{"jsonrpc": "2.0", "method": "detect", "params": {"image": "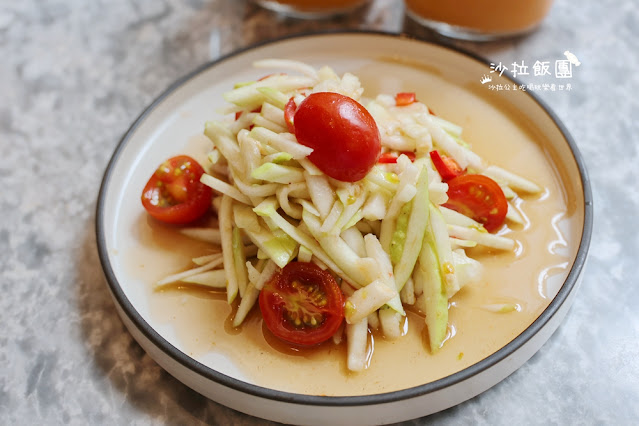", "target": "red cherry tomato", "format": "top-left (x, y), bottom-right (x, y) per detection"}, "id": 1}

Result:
top-left (395, 92), bottom-right (417, 106)
top-left (293, 92), bottom-right (381, 182)
top-left (141, 155), bottom-right (213, 224)
top-left (378, 151), bottom-right (416, 164)
top-left (443, 174), bottom-right (507, 233)
top-left (429, 150), bottom-right (464, 181)
top-left (259, 262), bottom-right (345, 347)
